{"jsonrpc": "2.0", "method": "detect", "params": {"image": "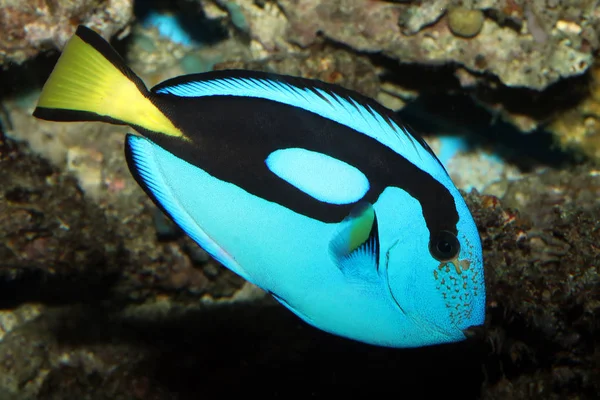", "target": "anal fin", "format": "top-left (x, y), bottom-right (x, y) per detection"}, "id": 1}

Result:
top-left (124, 133), bottom-right (254, 283)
